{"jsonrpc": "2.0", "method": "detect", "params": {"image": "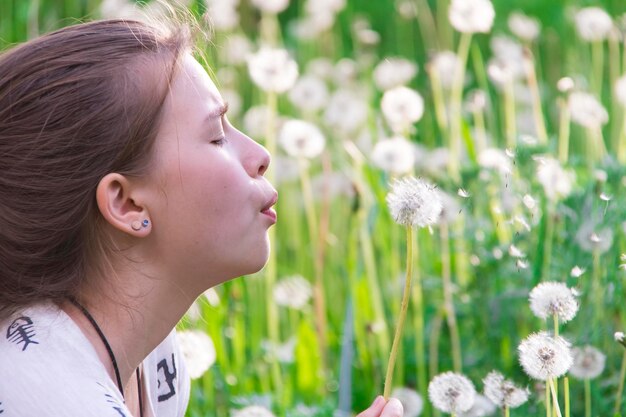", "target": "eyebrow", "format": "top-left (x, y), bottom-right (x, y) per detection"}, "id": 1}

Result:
top-left (207, 102), bottom-right (229, 119)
